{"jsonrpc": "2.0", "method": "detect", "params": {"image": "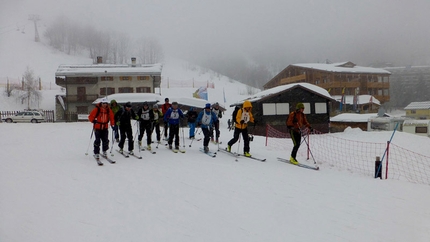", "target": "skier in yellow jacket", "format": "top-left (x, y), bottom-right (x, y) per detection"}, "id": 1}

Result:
top-left (227, 100), bottom-right (254, 157)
